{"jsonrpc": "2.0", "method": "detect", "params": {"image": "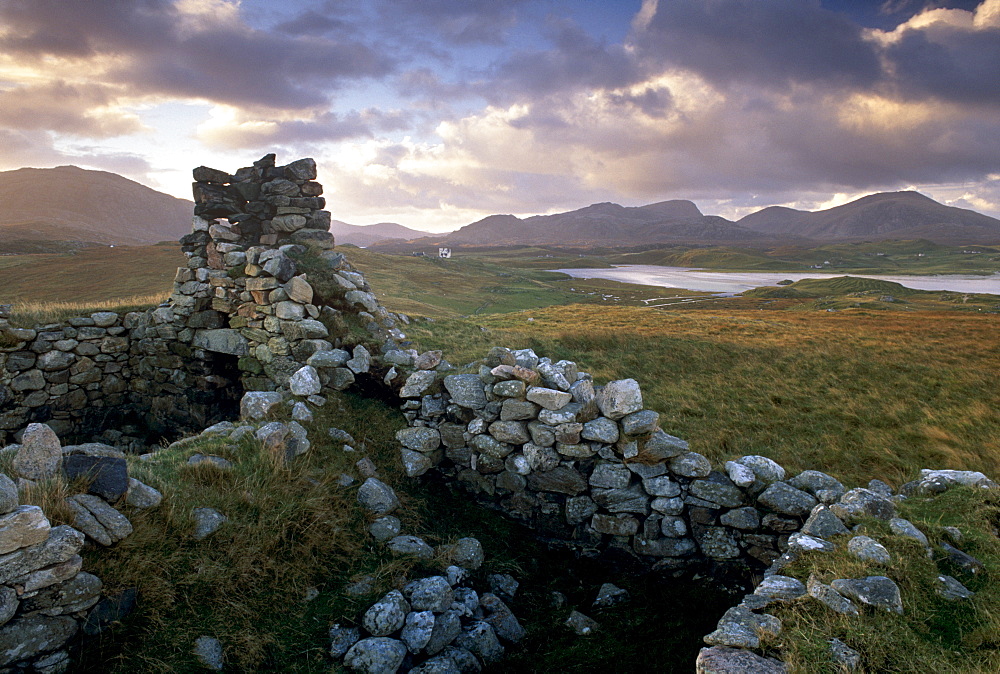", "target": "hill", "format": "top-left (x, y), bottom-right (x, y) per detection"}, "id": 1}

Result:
top-left (329, 219), bottom-right (433, 247)
top-left (0, 165), bottom-right (192, 248)
top-left (738, 191), bottom-right (1000, 245)
top-left (375, 200), bottom-right (781, 249)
